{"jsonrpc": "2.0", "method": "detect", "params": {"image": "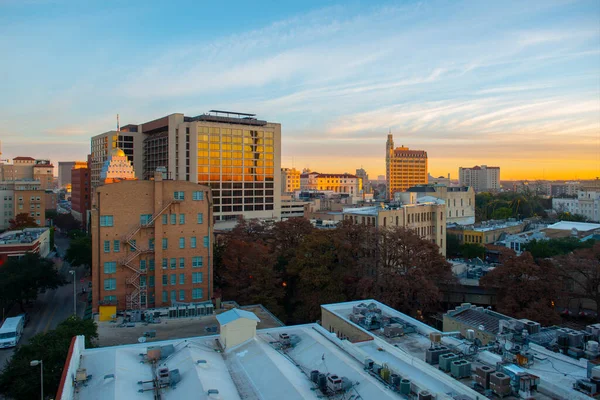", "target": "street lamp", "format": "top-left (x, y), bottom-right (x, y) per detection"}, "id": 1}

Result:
top-left (69, 270), bottom-right (76, 316)
top-left (30, 359), bottom-right (43, 400)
